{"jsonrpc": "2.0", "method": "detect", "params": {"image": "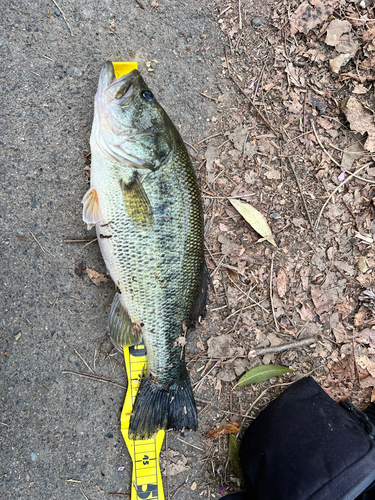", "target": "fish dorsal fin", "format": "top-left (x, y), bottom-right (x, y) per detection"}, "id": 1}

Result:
top-left (109, 292), bottom-right (142, 349)
top-left (120, 176), bottom-right (153, 226)
top-left (82, 187), bottom-right (103, 228)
